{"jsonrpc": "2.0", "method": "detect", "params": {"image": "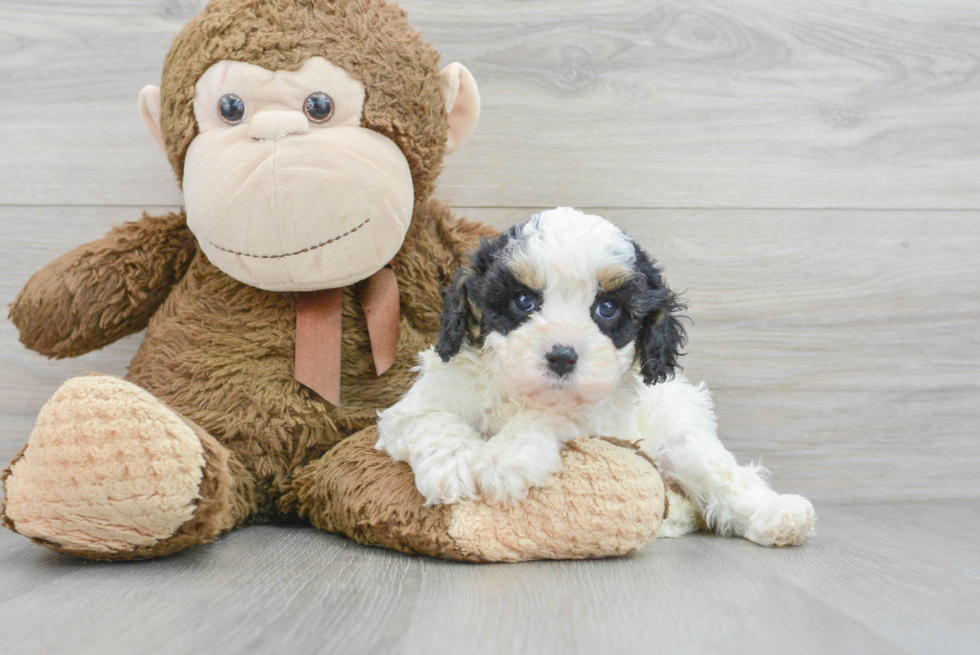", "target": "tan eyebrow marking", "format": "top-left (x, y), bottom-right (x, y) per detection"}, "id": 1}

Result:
top-left (598, 264), bottom-right (634, 291)
top-left (467, 301), bottom-right (483, 339)
top-left (509, 256), bottom-right (545, 291)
